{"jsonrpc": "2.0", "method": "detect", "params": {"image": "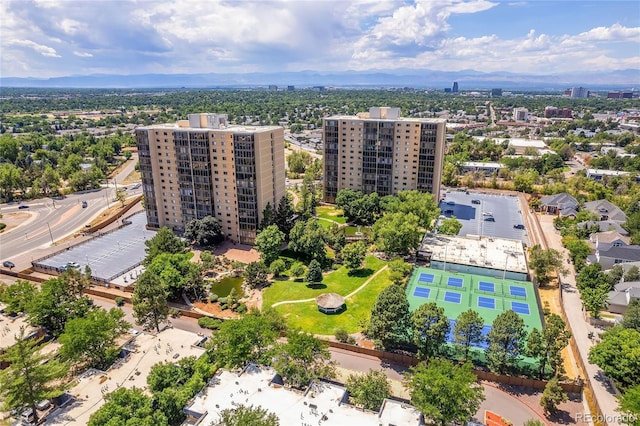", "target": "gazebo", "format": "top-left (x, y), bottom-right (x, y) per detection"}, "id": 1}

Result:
top-left (315, 293), bottom-right (345, 314)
